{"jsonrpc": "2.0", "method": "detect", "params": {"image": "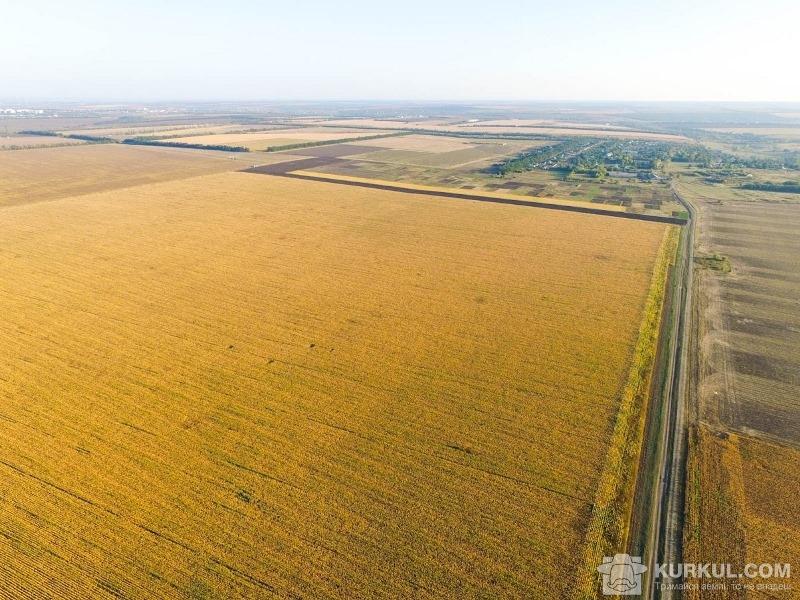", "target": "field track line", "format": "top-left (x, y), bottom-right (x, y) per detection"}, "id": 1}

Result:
top-left (644, 187), bottom-right (694, 599)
